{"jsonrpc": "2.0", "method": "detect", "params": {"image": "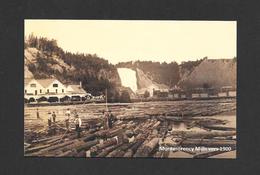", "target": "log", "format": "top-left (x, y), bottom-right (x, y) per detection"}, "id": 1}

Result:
top-left (80, 133), bottom-right (97, 142)
top-left (153, 151), bottom-right (164, 158)
top-left (106, 142), bottom-right (135, 157)
top-left (75, 150), bottom-right (87, 157)
top-left (107, 129), bottom-right (125, 138)
top-left (75, 140), bottom-right (99, 152)
top-left (200, 125), bottom-right (236, 131)
top-left (171, 131), bottom-right (236, 139)
top-left (92, 138), bottom-right (118, 151)
top-left (96, 143), bottom-right (123, 157)
top-left (25, 144), bottom-right (51, 154)
top-left (31, 140), bottom-right (75, 155)
top-left (56, 150), bottom-right (77, 157)
top-left (31, 135), bottom-right (62, 144)
top-left (60, 140), bottom-right (85, 152)
top-left (193, 150), bottom-right (231, 158)
top-left (123, 133), bottom-right (148, 157)
top-left (180, 139), bottom-right (236, 148)
top-left (134, 138), bottom-right (160, 157)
